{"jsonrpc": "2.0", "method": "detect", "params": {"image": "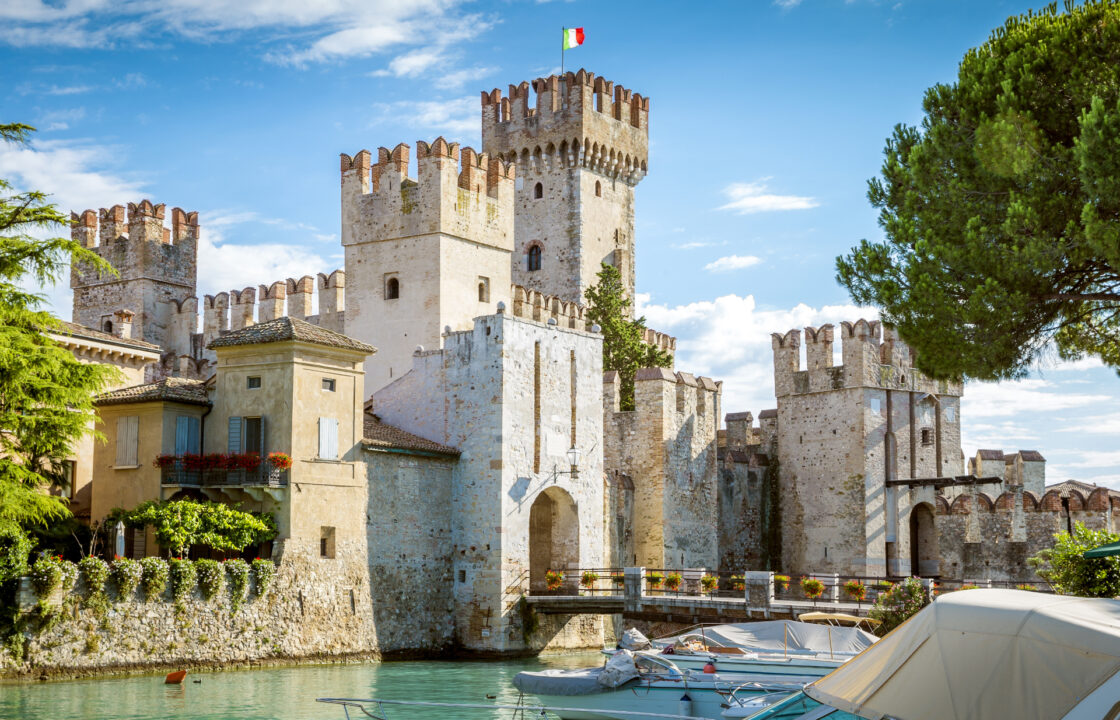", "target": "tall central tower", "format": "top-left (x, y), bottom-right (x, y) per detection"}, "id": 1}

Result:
top-left (481, 70), bottom-right (649, 306)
